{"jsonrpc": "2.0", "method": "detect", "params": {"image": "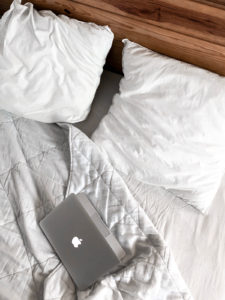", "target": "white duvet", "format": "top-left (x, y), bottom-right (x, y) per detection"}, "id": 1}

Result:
top-left (0, 110), bottom-right (192, 300)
